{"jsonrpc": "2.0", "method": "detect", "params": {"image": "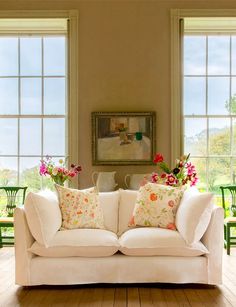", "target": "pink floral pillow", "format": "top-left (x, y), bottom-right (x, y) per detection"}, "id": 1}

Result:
top-left (129, 183), bottom-right (184, 230)
top-left (55, 185), bottom-right (104, 230)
